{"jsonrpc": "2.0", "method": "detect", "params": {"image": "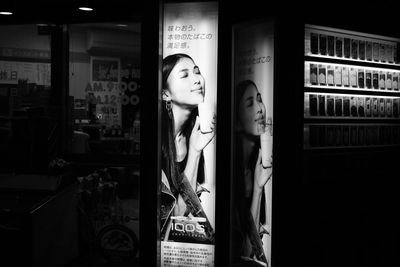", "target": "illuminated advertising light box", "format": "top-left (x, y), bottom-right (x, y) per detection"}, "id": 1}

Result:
top-left (231, 20), bottom-right (274, 267)
top-left (159, 2), bottom-right (218, 266)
